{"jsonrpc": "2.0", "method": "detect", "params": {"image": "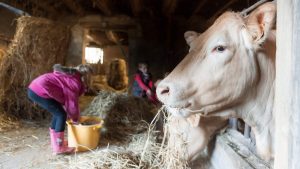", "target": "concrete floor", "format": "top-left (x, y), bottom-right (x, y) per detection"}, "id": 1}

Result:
top-left (0, 121), bottom-right (69, 169)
